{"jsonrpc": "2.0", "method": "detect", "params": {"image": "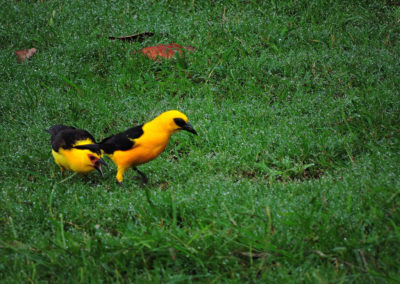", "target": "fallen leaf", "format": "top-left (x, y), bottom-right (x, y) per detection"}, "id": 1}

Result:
top-left (314, 250), bottom-right (328, 258)
top-left (169, 247), bottom-right (176, 261)
top-left (385, 34), bottom-right (390, 46)
top-left (15, 48), bottom-right (37, 63)
top-left (140, 43), bottom-right (195, 61)
top-left (231, 250), bottom-right (269, 259)
top-left (109, 32), bottom-right (155, 42)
